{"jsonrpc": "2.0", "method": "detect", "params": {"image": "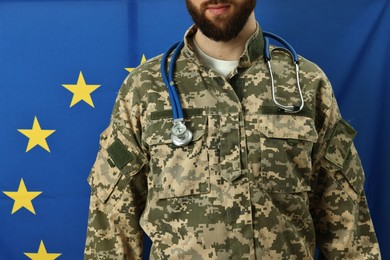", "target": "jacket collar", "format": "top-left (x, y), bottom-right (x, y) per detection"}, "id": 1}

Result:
top-left (182, 23), bottom-right (264, 68)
